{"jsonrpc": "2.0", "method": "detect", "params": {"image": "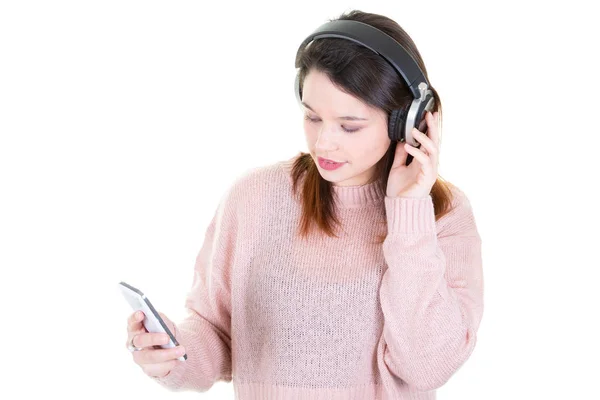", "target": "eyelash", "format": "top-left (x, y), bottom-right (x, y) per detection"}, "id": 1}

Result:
top-left (304, 115), bottom-right (360, 133)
